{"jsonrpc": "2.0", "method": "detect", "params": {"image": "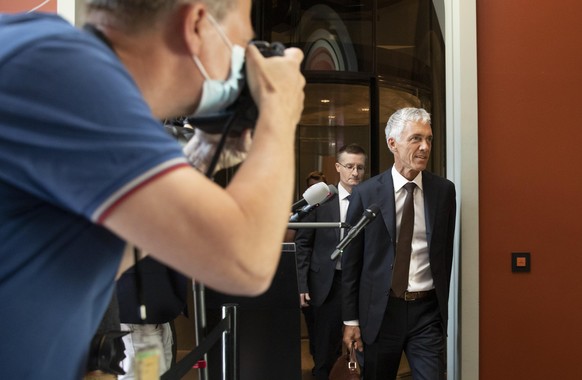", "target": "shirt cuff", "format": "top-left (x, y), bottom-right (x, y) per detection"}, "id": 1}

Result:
top-left (343, 320), bottom-right (359, 326)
